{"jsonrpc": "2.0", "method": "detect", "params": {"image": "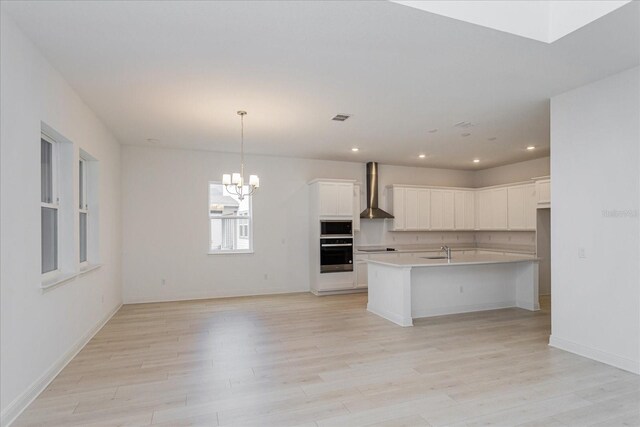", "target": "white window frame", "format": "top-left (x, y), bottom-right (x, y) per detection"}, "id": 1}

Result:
top-left (208, 181), bottom-right (254, 255)
top-left (41, 133), bottom-right (60, 280)
top-left (78, 156), bottom-right (89, 267)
